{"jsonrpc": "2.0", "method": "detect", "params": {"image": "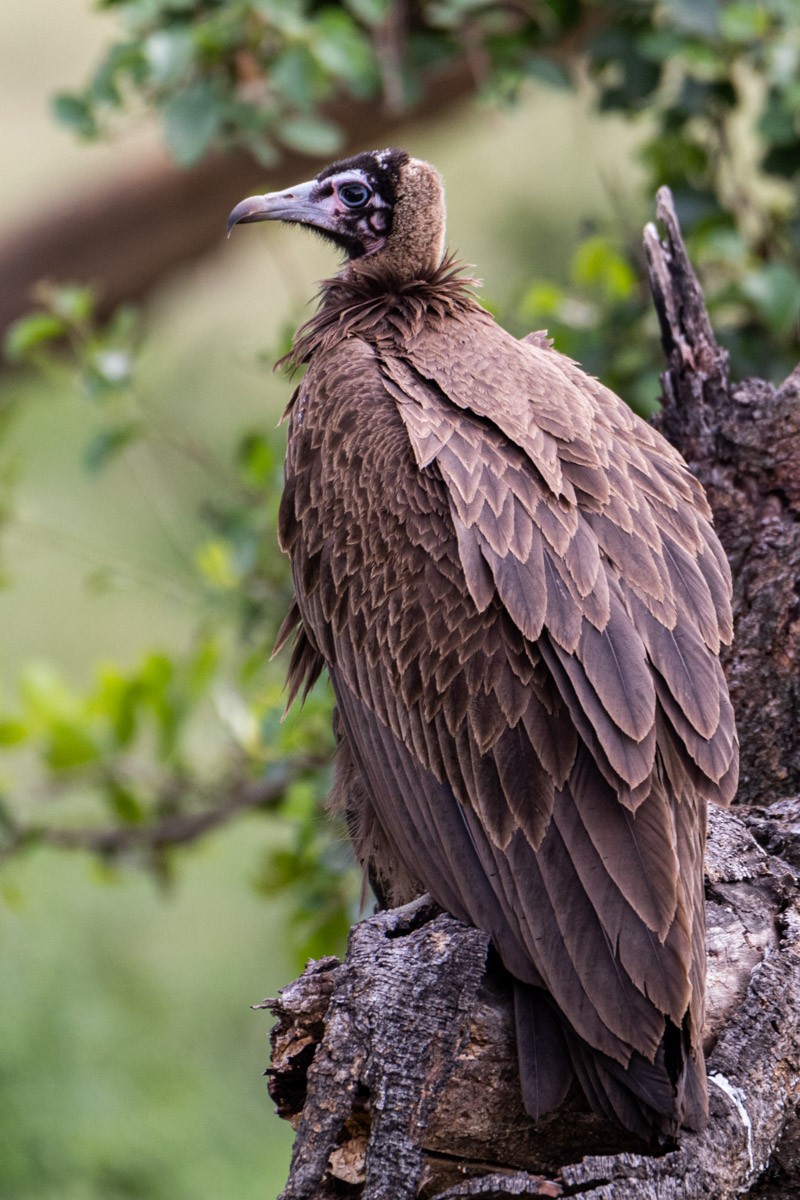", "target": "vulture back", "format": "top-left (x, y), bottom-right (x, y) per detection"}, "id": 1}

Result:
top-left (230, 149), bottom-right (738, 1141)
